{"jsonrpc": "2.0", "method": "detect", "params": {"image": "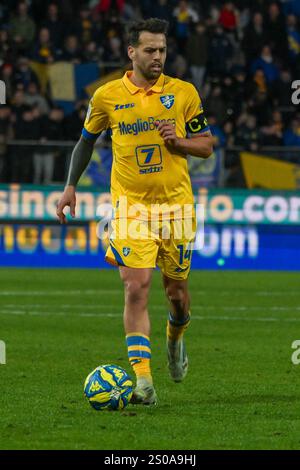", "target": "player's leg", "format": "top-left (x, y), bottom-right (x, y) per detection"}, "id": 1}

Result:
top-left (105, 218), bottom-right (159, 404)
top-left (163, 275), bottom-right (190, 324)
top-left (119, 266), bottom-right (157, 404)
top-left (120, 266), bottom-right (152, 337)
top-left (163, 275), bottom-right (191, 382)
top-left (157, 218), bottom-right (195, 382)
